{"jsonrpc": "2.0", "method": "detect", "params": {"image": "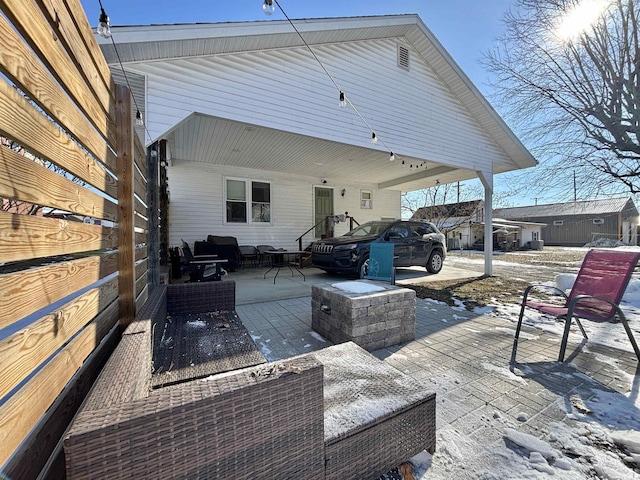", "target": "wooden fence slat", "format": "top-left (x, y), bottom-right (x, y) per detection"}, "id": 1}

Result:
top-left (135, 195), bottom-right (148, 218)
top-left (135, 211), bottom-right (148, 230)
top-left (135, 284), bottom-right (149, 312)
top-left (0, 306), bottom-right (119, 474)
top-left (135, 259), bottom-right (148, 280)
top-left (61, 0), bottom-right (117, 107)
top-left (0, 212), bottom-right (117, 263)
top-left (135, 231), bottom-right (148, 246)
top-left (0, 12), bottom-right (117, 173)
top-left (134, 140), bottom-right (147, 178)
top-left (135, 271), bottom-right (147, 297)
top-left (0, 147), bottom-right (118, 222)
top-left (0, 79), bottom-right (118, 199)
top-left (0, 0), bottom-right (117, 147)
top-left (39, 0), bottom-right (115, 102)
top-left (0, 277), bottom-right (118, 400)
top-left (0, 252), bottom-right (118, 330)
top-left (134, 164), bottom-right (147, 202)
top-left (136, 245), bottom-right (148, 262)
